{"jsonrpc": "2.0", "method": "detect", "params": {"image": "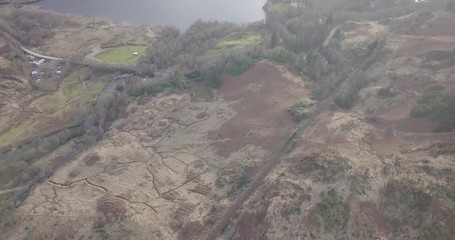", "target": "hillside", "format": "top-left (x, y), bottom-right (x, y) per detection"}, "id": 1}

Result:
top-left (0, 1), bottom-right (455, 240)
